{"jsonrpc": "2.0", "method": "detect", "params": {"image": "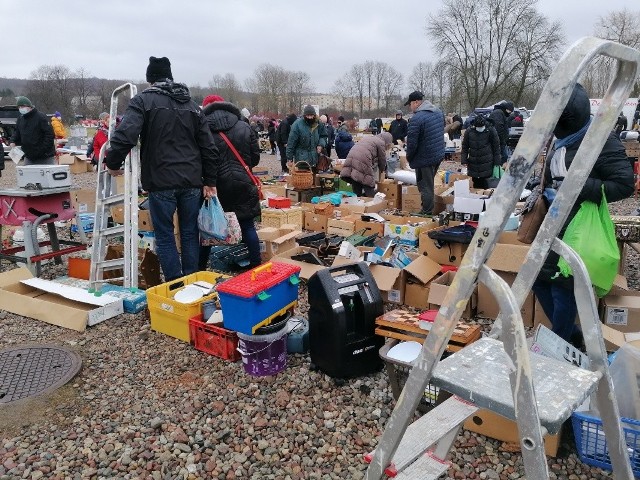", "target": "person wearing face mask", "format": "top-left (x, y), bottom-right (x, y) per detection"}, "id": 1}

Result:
top-left (460, 115), bottom-right (501, 189)
top-left (285, 105), bottom-right (327, 171)
top-left (10, 96), bottom-right (56, 165)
